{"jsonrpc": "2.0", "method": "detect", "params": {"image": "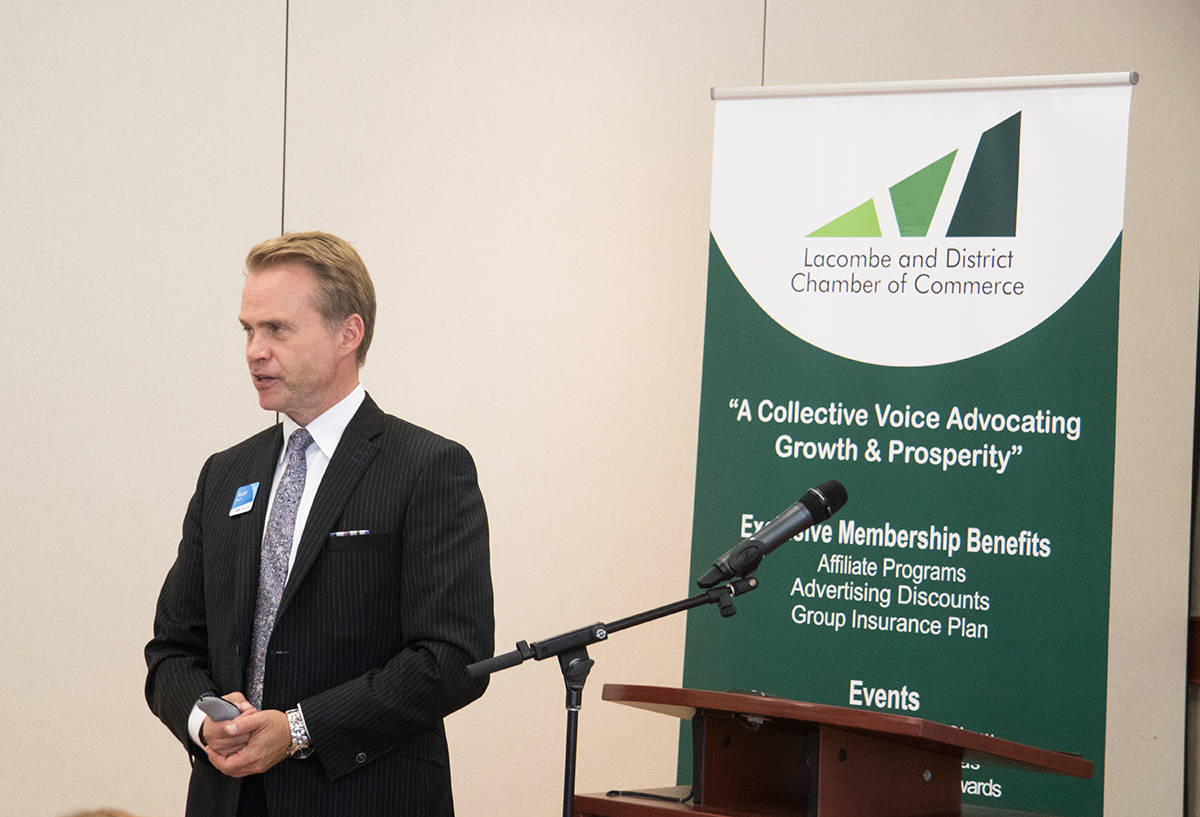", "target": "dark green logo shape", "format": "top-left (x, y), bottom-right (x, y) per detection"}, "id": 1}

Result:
top-left (947, 112), bottom-right (1021, 237)
top-left (807, 112), bottom-right (1021, 238)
